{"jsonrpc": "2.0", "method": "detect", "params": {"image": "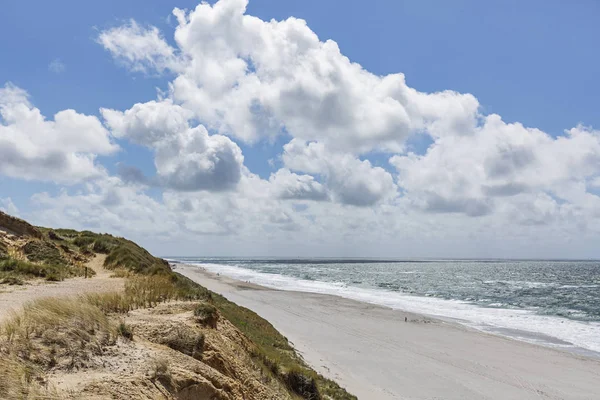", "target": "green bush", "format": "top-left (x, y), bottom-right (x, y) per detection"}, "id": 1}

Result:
top-left (0, 241), bottom-right (8, 259)
top-left (194, 303), bottom-right (218, 328)
top-left (1, 276), bottom-right (24, 285)
top-left (22, 241), bottom-right (66, 266)
top-left (0, 257), bottom-right (86, 282)
top-left (92, 238), bottom-right (116, 254)
top-left (73, 236), bottom-right (95, 248)
top-left (117, 321), bottom-right (134, 340)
